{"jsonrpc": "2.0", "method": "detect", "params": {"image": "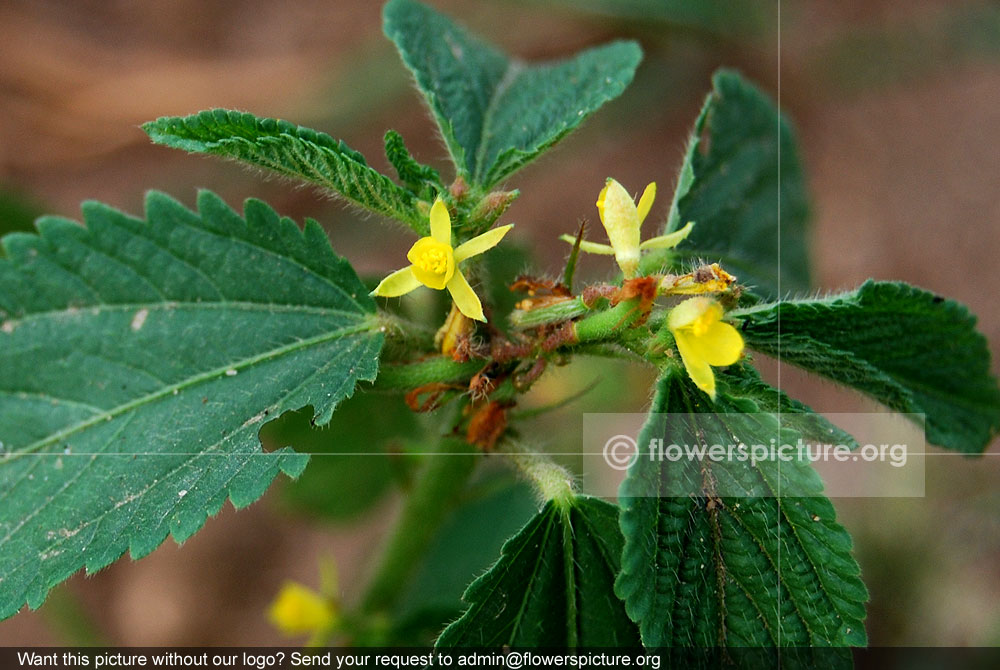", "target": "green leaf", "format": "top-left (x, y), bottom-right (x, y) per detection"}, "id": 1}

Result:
top-left (142, 110), bottom-right (429, 234)
top-left (436, 496), bottom-right (639, 648)
top-left (383, 0), bottom-right (642, 188)
top-left (617, 368), bottom-right (867, 653)
top-left (0, 191), bottom-right (383, 619)
top-left (737, 280), bottom-right (1000, 453)
top-left (719, 364), bottom-right (859, 449)
top-left (383, 129), bottom-right (442, 200)
top-left (646, 69), bottom-right (811, 300)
